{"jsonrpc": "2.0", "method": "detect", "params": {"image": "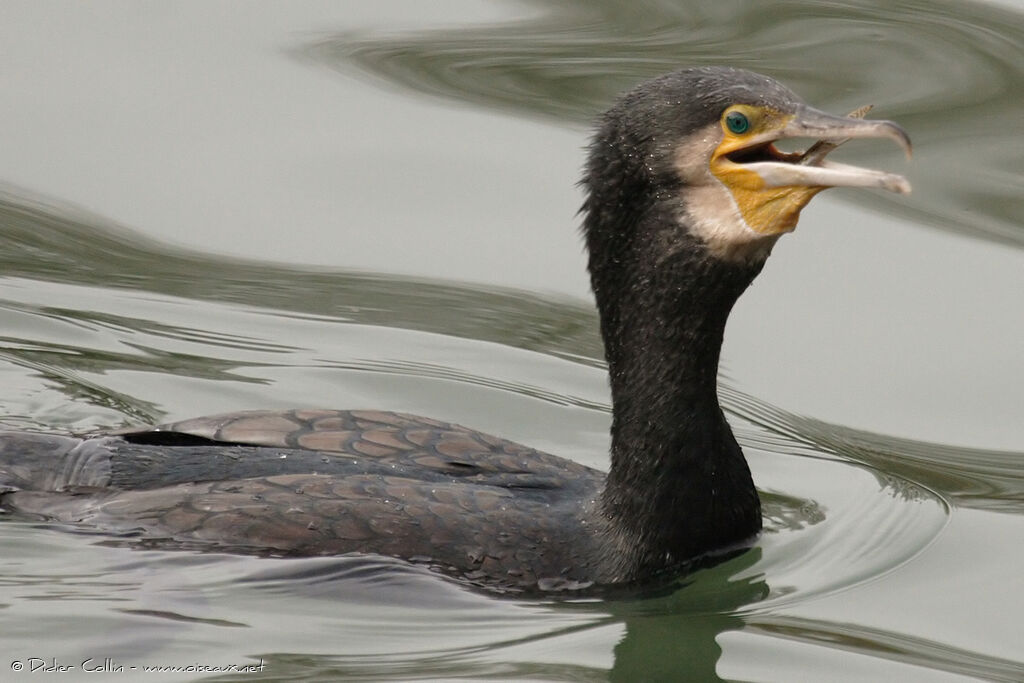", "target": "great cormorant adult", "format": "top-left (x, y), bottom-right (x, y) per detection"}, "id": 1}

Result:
top-left (0, 67), bottom-right (910, 590)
